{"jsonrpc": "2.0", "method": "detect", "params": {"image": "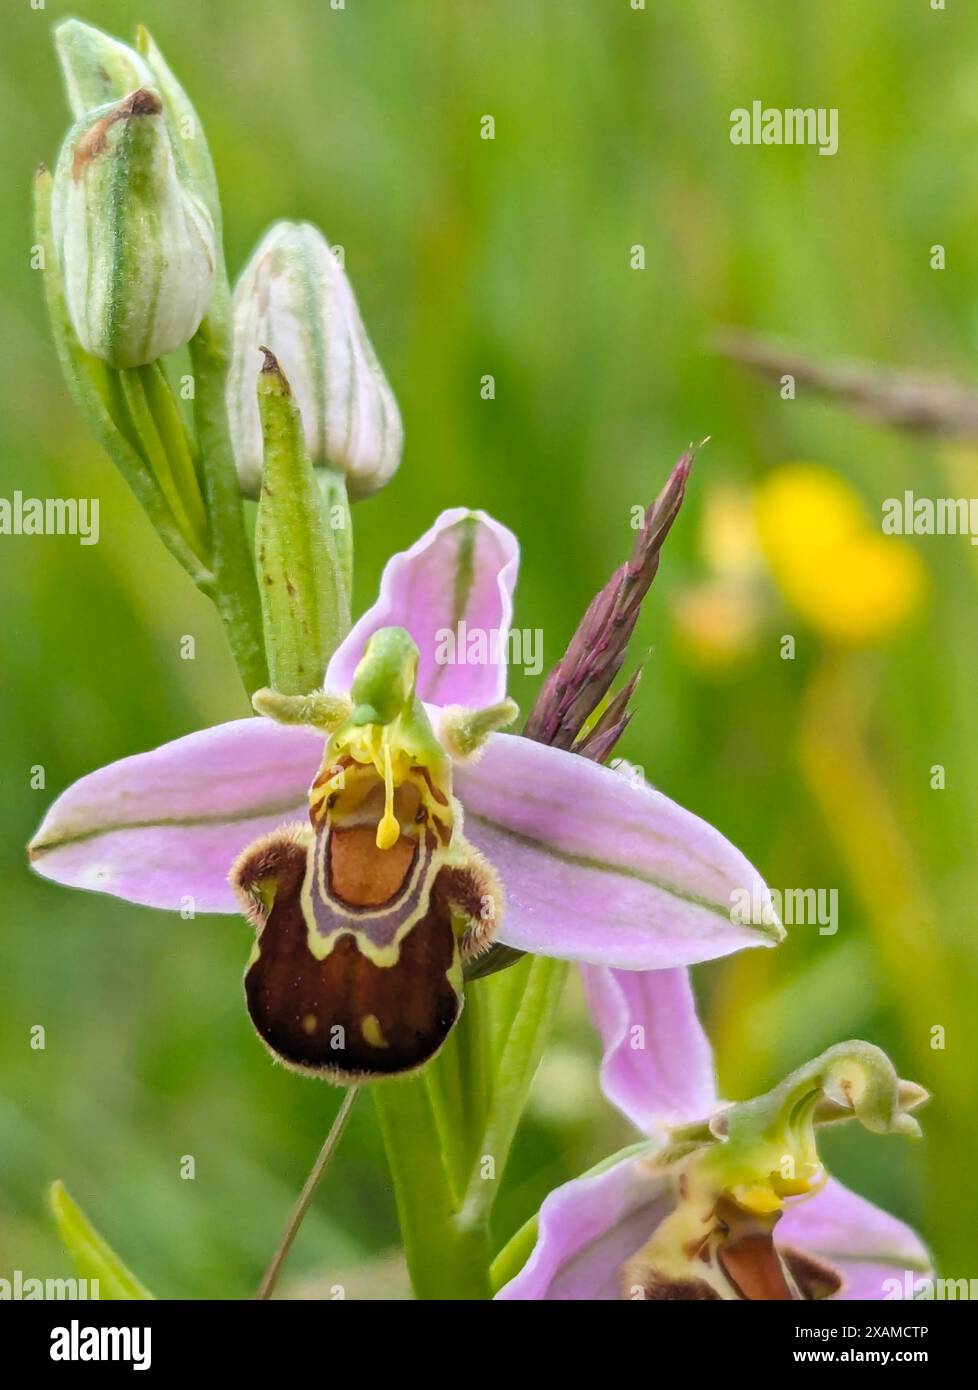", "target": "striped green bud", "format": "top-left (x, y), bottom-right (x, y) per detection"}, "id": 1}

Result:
top-left (54, 18), bottom-right (154, 117)
top-left (51, 89), bottom-right (217, 369)
top-left (228, 222), bottom-right (402, 500)
top-left (55, 19), bottom-right (221, 232)
top-left (136, 25), bottom-right (222, 234)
